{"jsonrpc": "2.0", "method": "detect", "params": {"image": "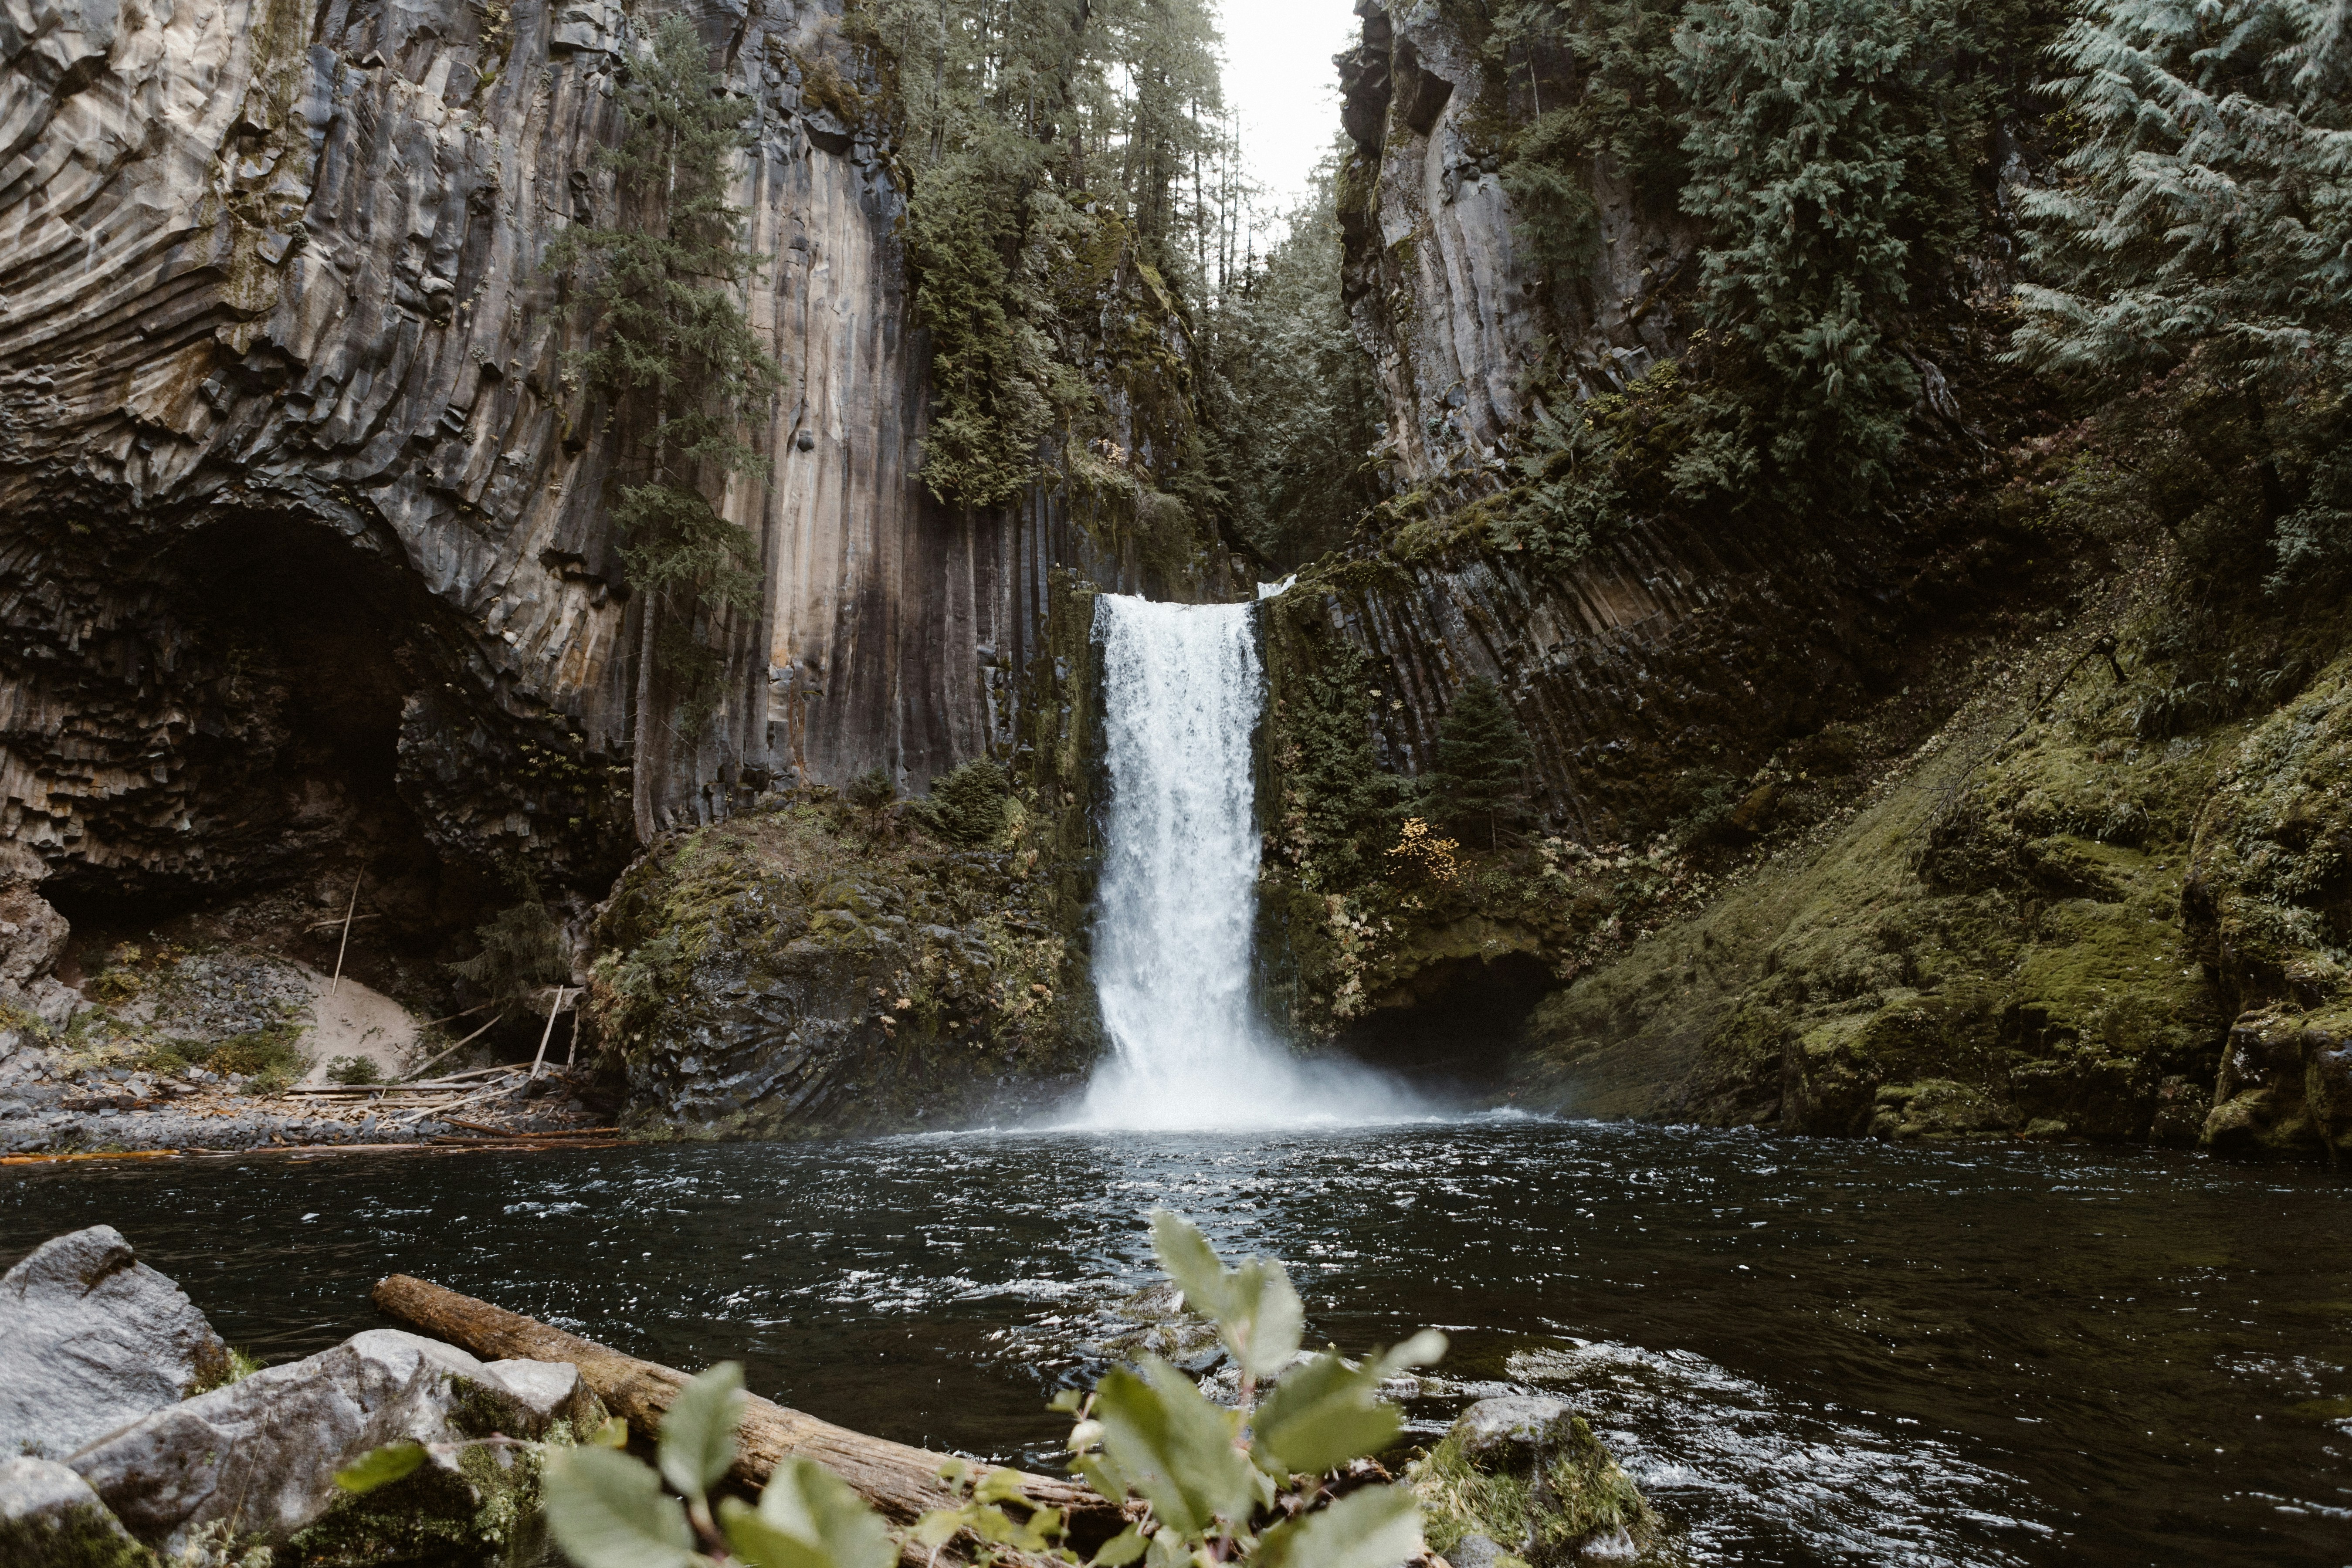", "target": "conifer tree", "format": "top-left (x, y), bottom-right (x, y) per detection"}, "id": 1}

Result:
top-left (553, 13), bottom-right (780, 750)
top-left (922, 759), bottom-right (1013, 845)
top-left (1277, 645), bottom-right (1403, 889)
top-left (2009, 0), bottom-right (2352, 386)
top-left (1209, 151), bottom-right (1385, 564)
top-left (851, 0), bottom-right (1232, 513)
top-left (1671, 0), bottom-right (1978, 498)
top-left (450, 879), bottom-right (570, 1017)
top-left (1425, 677), bottom-right (1532, 850)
